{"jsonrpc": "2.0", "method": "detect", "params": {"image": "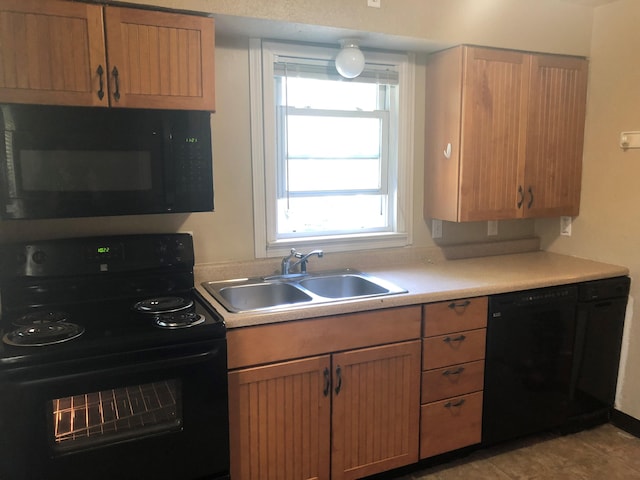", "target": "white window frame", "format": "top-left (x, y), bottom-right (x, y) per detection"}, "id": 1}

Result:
top-left (250, 39), bottom-right (415, 258)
